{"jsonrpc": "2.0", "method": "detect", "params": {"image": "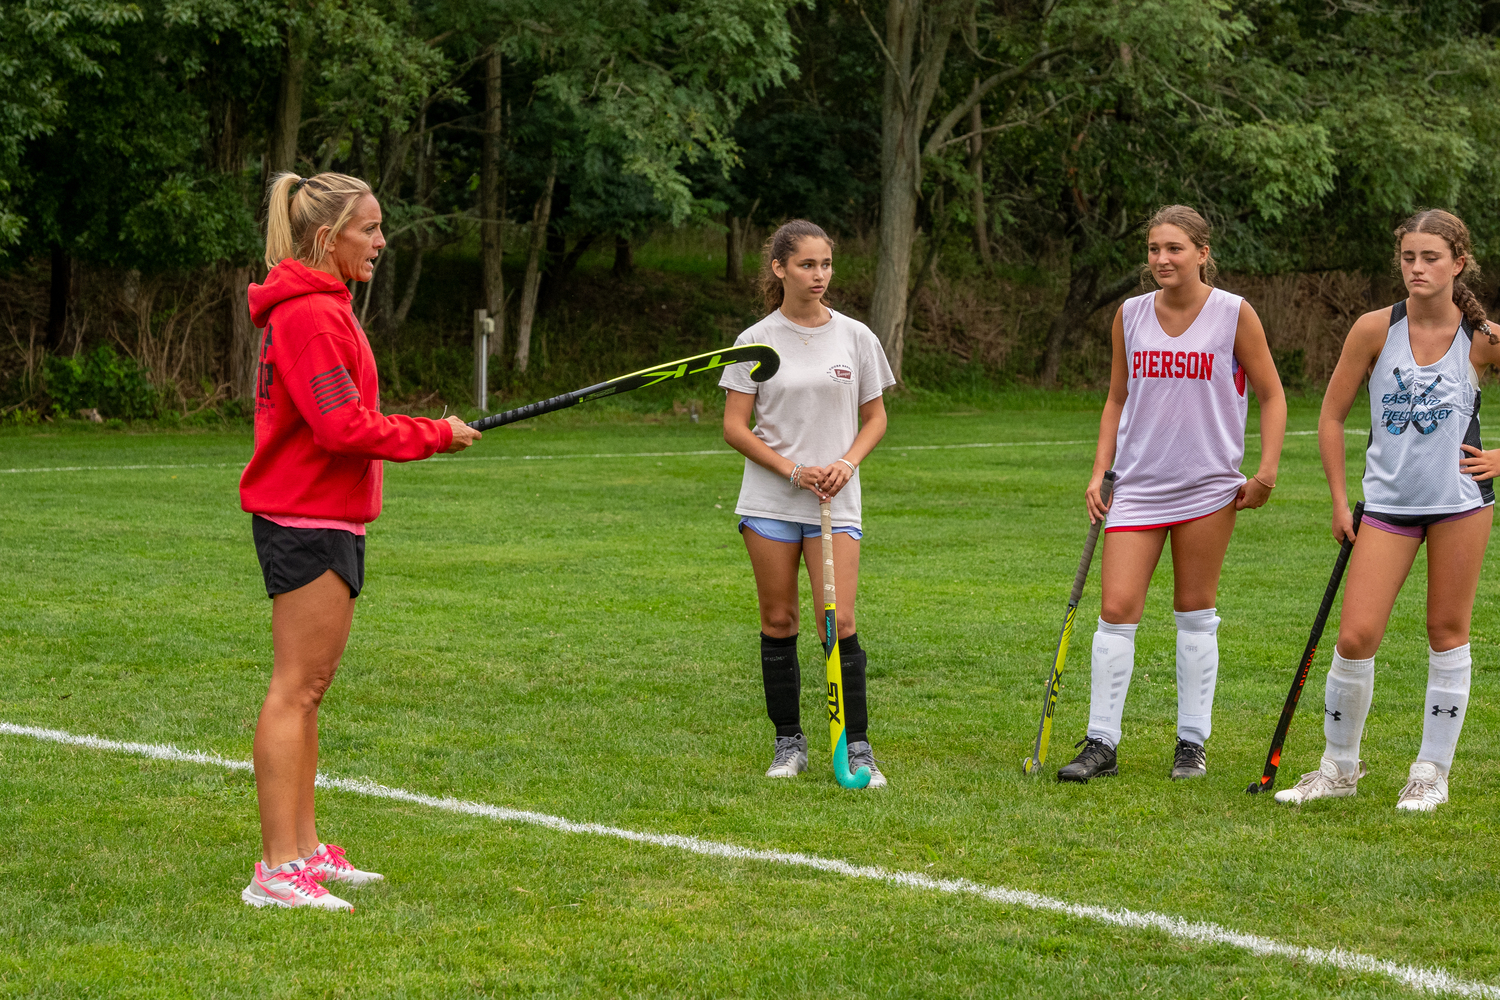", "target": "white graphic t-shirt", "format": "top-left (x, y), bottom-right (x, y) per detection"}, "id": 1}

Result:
top-left (719, 307), bottom-right (895, 528)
